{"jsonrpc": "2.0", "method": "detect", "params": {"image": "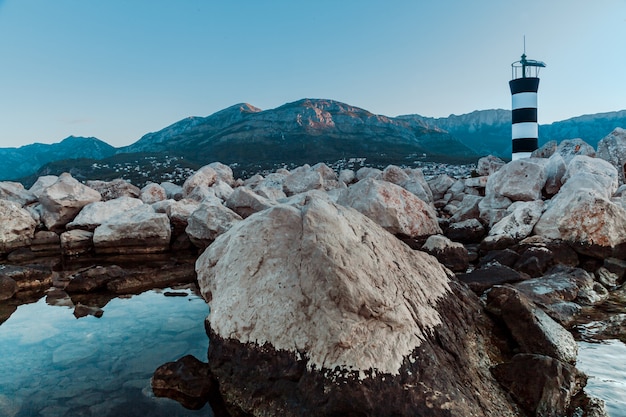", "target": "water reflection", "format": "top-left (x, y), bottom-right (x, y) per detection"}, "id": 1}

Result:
top-left (0, 288), bottom-right (210, 417)
top-left (577, 340), bottom-right (626, 417)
